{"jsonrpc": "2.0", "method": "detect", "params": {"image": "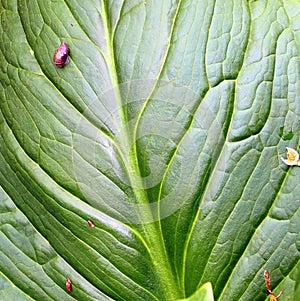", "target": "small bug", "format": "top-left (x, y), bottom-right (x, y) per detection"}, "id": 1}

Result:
top-left (87, 220), bottom-right (95, 228)
top-left (280, 147), bottom-right (300, 166)
top-left (264, 270), bottom-right (282, 301)
top-left (53, 42), bottom-right (69, 68)
top-left (66, 278), bottom-right (72, 292)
